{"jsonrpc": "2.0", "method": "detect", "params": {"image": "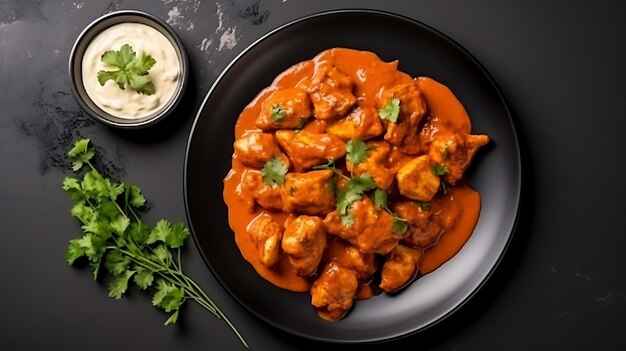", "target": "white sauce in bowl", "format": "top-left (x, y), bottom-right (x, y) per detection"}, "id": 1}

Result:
top-left (81, 22), bottom-right (180, 119)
